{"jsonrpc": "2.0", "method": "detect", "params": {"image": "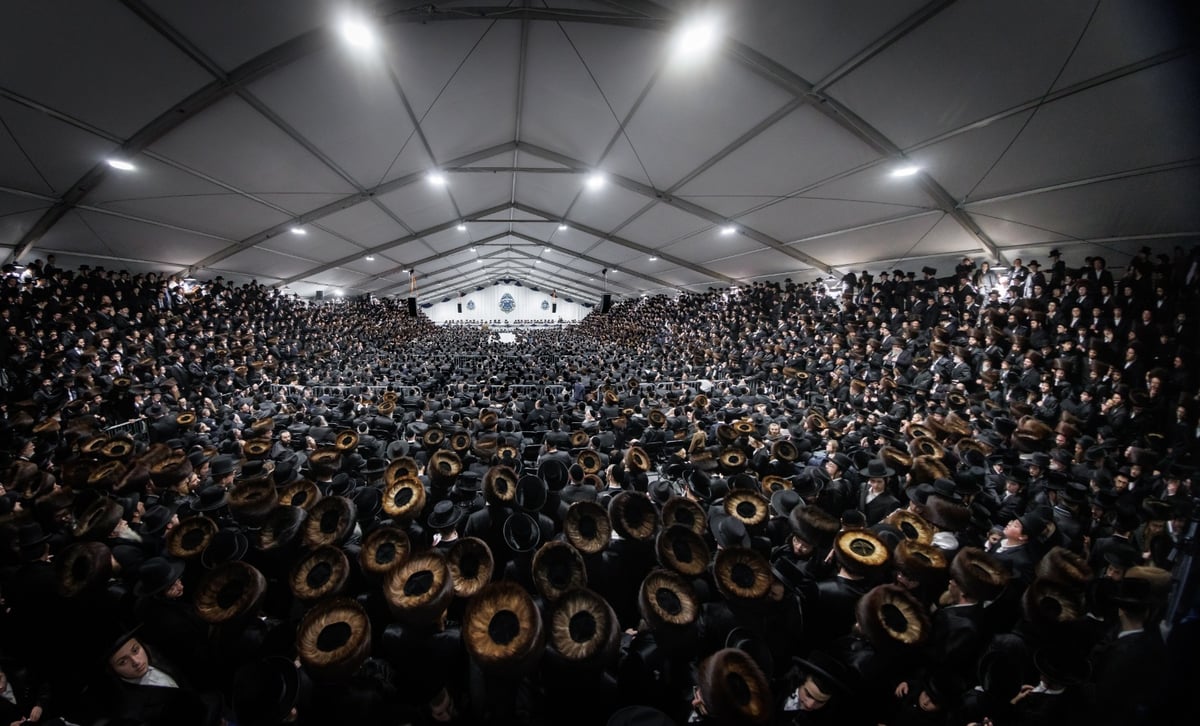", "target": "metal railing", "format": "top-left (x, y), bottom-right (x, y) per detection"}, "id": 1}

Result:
top-left (103, 417), bottom-right (149, 442)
